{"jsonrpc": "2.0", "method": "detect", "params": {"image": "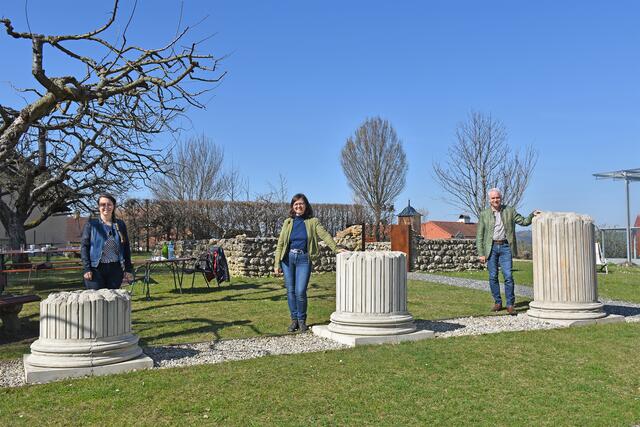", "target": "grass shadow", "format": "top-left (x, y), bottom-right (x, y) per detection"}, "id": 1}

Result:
top-left (414, 318), bottom-right (465, 333)
top-left (169, 282), bottom-right (263, 295)
top-left (604, 304), bottom-right (640, 317)
top-left (142, 346), bottom-right (200, 365)
top-left (136, 318), bottom-right (259, 343)
top-left (0, 317), bottom-right (39, 345)
top-left (131, 296), bottom-right (233, 313)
